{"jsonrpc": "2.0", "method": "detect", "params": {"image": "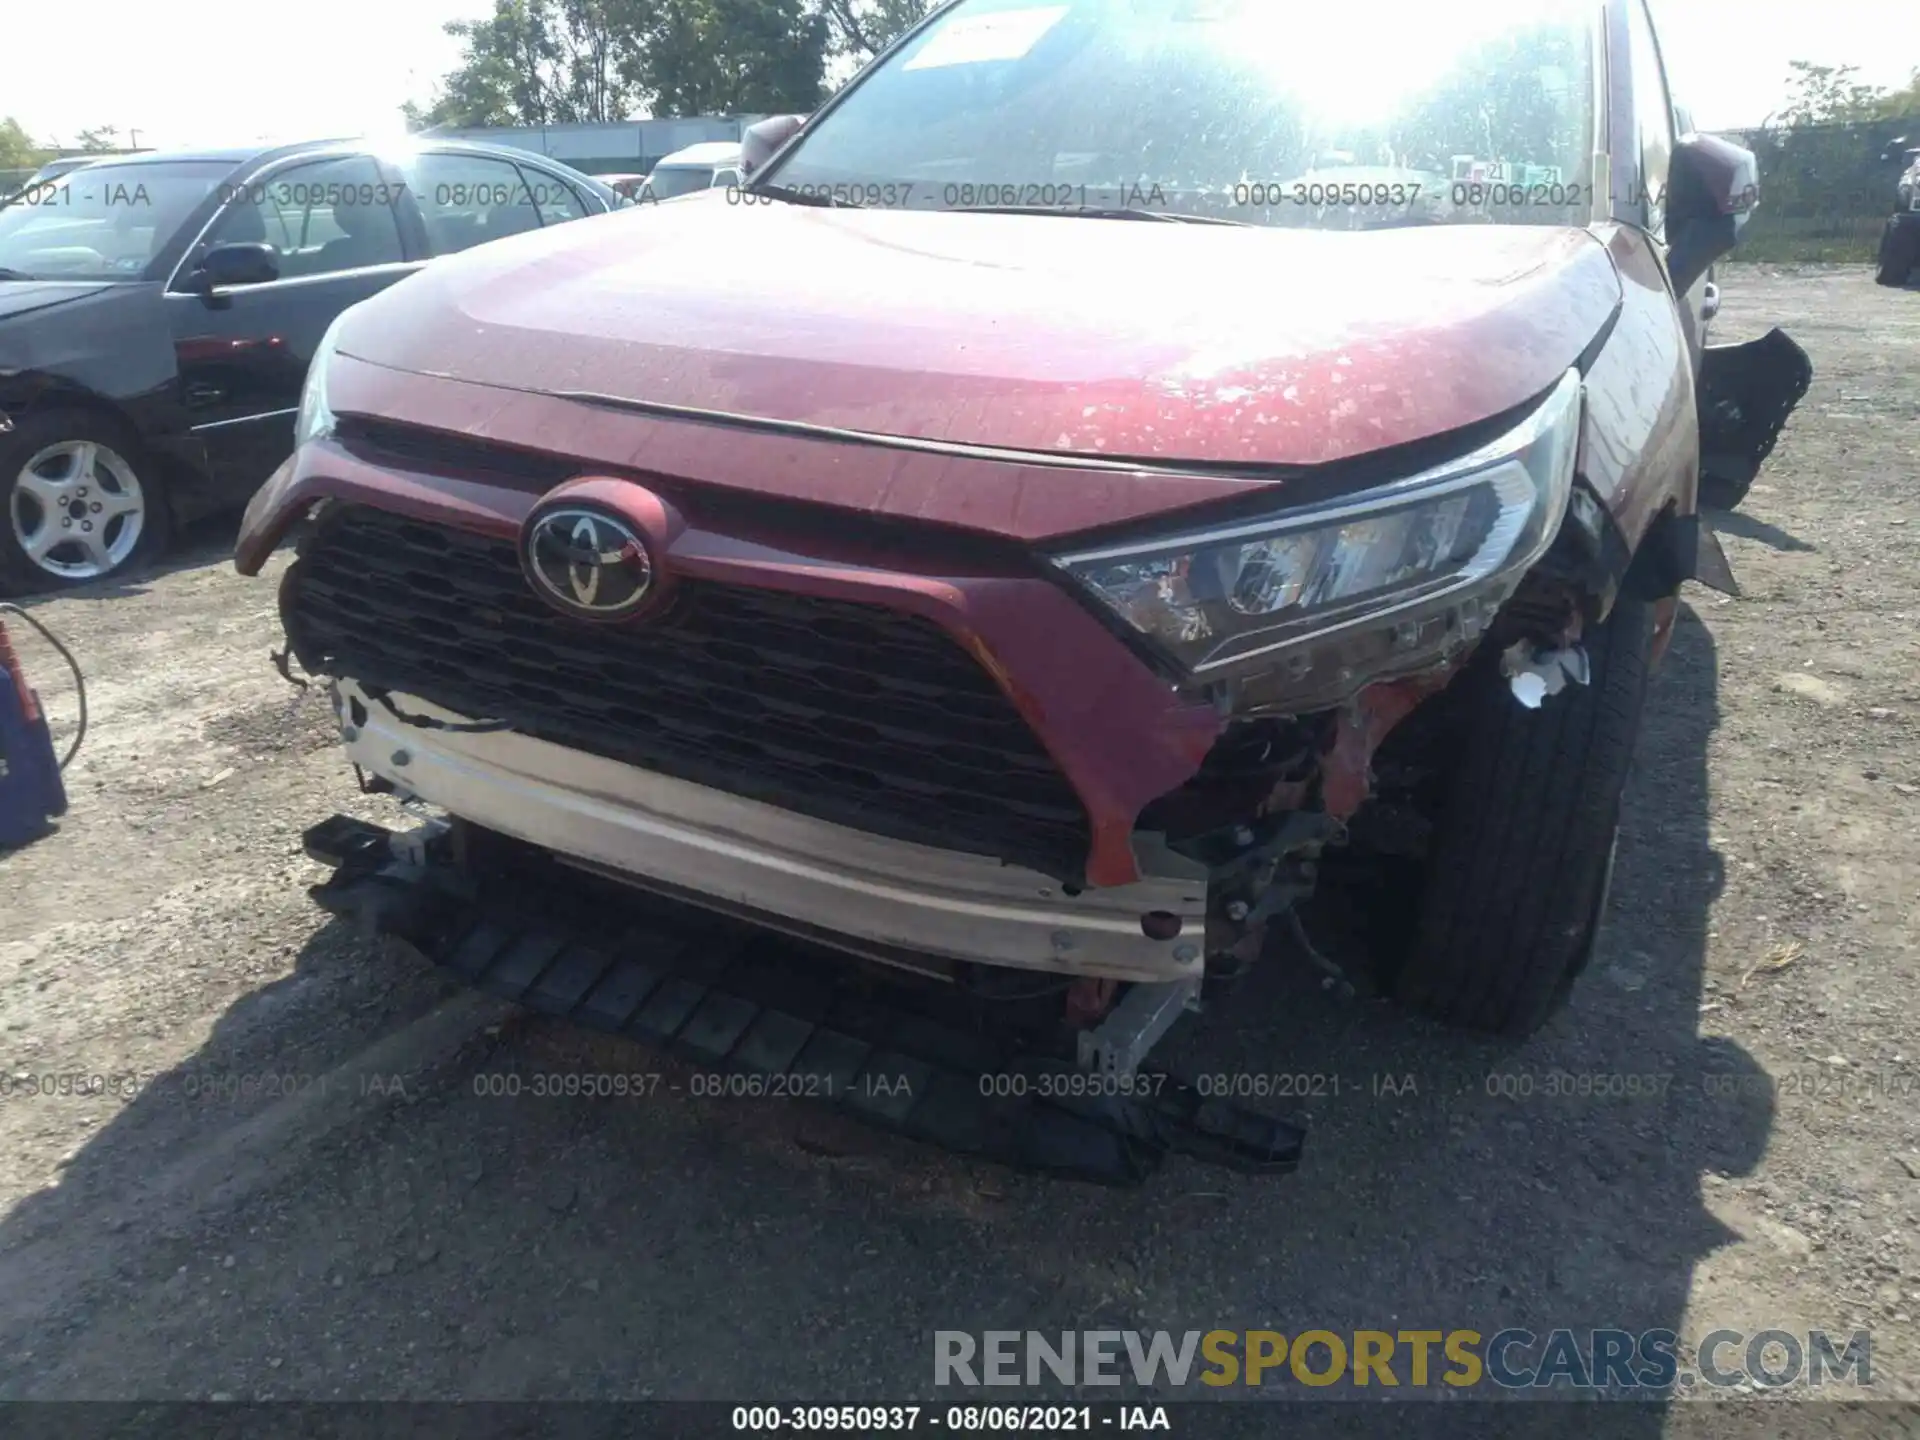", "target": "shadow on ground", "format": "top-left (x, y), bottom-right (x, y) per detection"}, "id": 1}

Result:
top-left (1707, 507), bottom-right (1817, 555)
top-left (0, 603), bottom-right (1770, 1426)
top-left (1, 512), bottom-right (244, 608)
